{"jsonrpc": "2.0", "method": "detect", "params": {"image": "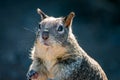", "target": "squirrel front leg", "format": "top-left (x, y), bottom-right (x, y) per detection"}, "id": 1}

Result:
top-left (27, 58), bottom-right (48, 80)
